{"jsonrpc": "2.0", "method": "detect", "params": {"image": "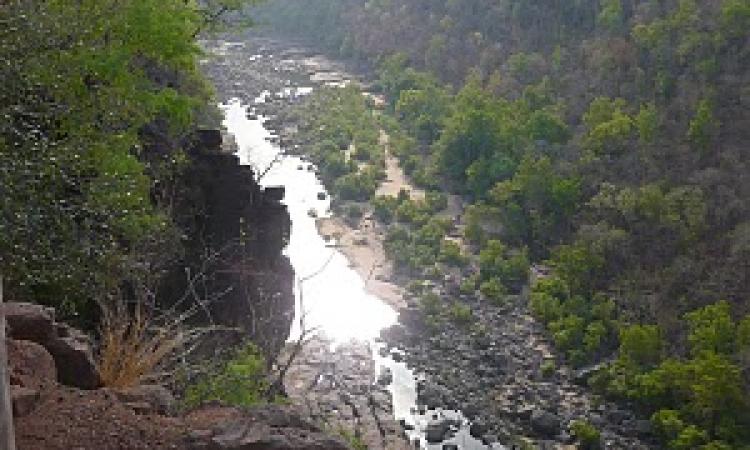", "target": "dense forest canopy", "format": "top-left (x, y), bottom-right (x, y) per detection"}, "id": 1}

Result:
top-left (254, 0), bottom-right (750, 447)
top-left (0, 0), bottom-right (254, 320)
